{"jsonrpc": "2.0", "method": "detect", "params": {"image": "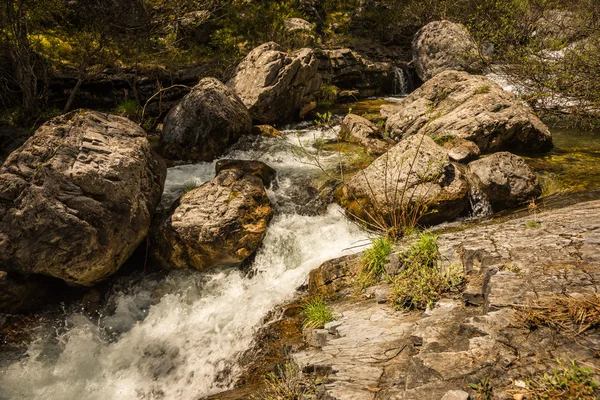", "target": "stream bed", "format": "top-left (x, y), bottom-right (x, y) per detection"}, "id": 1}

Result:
top-left (1, 99), bottom-right (599, 400)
